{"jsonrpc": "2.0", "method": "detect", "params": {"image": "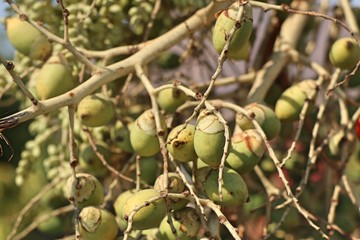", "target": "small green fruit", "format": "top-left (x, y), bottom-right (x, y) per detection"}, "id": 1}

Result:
top-left (111, 121), bottom-right (134, 153)
top-left (204, 167), bottom-right (249, 207)
top-left (193, 110), bottom-right (225, 167)
top-left (158, 207), bottom-right (201, 240)
top-left (212, 3), bottom-right (253, 60)
top-left (113, 189), bottom-right (136, 231)
top-left (130, 109), bottom-right (167, 157)
top-left (157, 88), bottom-right (188, 113)
top-left (154, 172), bottom-right (188, 210)
top-left (35, 55), bottom-right (75, 100)
top-left (130, 156), bottom-right (160, 185)
top-left (63, 173), bottom-right (104, 208)
top-left (329, 37), bottom-right (360, 70)
top-left (275, 80), bottom-right (317, 122)
top-left (236, 103), bottom-right (281, 140)
top-left (79, 206), bottom-right (118, 240)
top-left (157, 52), bottom-right (181, 69)
top-left (225, 130), bottom-right (265, 174)
top-left (167, 124), bottom-right (197, 162)
top-left (79, 143), bottom-right (111, 177)
top-left (6, 17), bottom-right (52, 60)
top-left (123, 189), bottom-right (167, 230)
top-left (40, 181), bottom-right (68, 209)
top-left (77, 93), bottom-right (115, 127)
top-left (37, 211), bottom-right (72, 236)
